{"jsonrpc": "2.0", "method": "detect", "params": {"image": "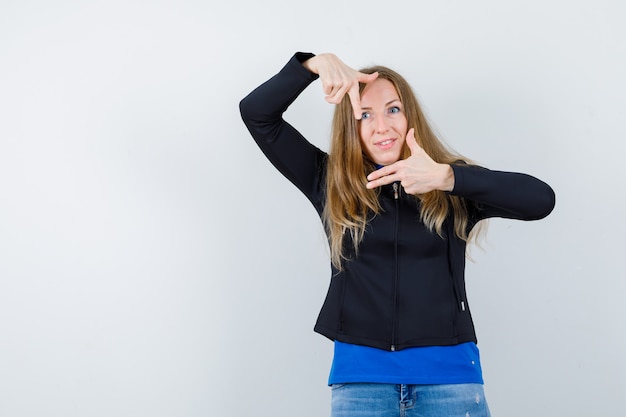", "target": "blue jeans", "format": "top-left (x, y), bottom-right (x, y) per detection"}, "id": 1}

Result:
top-left (331, 383), bottom-right (491, 417)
